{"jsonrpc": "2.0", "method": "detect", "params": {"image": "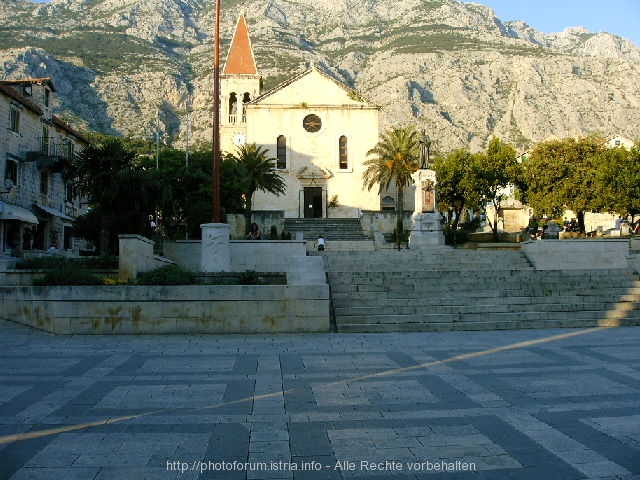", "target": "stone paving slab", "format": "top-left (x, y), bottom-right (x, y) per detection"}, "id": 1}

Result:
top-left (0, 320), bottom-right (639, 479)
